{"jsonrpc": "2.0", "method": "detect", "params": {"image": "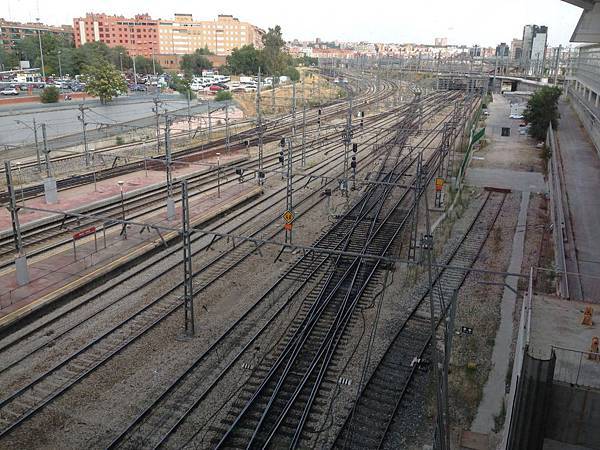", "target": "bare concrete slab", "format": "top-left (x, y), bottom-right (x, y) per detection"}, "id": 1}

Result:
top-left (466, 167), bottom-right (546, 193)
top-left (529, 294), bottom-right (600, 389)
top-left (544, 438), bottom-right (594, 450)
